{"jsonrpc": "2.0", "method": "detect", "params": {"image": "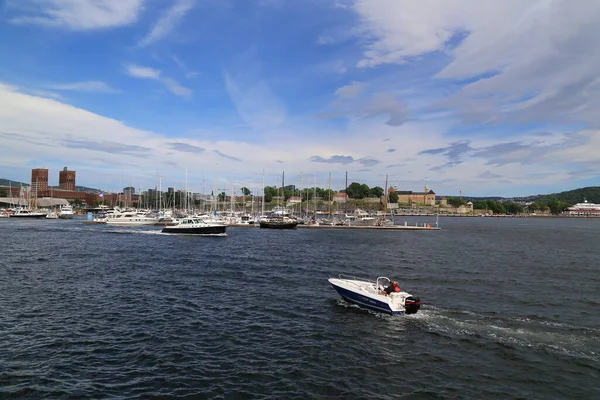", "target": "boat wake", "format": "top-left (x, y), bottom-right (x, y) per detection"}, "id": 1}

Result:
top-left (410, 306), bottom-right (600, 362)
top-left (103, 228), bottom-right (163, 235)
